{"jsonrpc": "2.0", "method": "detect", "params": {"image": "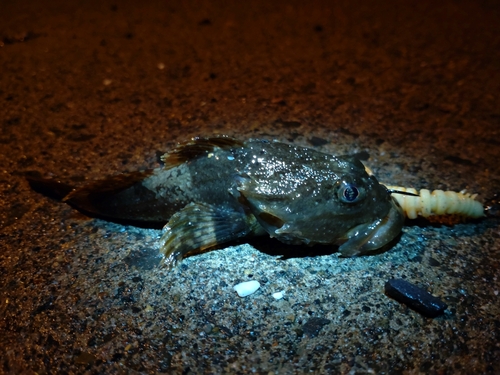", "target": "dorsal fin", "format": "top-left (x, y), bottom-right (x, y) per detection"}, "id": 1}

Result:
top-left (160, 136), bottom-right (244, 169)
